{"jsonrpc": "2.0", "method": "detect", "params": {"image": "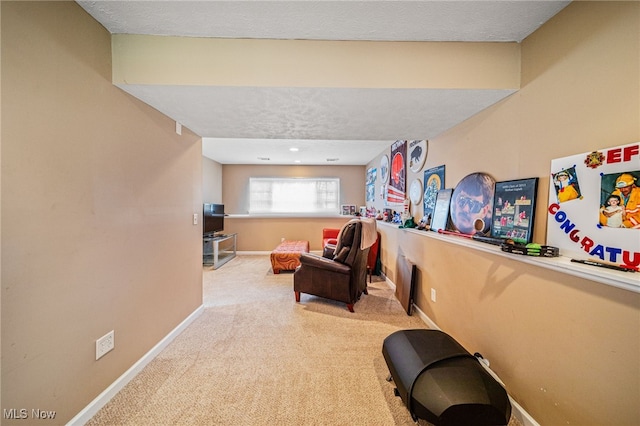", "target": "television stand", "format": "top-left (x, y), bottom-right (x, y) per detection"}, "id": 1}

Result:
top-left (203, 233), bottom-right (237, 269)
